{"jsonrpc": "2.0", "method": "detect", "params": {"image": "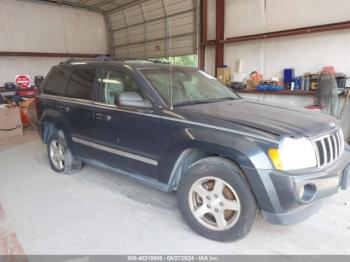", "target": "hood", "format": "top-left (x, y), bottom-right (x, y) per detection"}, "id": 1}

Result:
top-left (175, 99), bottom-right (338, 138)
